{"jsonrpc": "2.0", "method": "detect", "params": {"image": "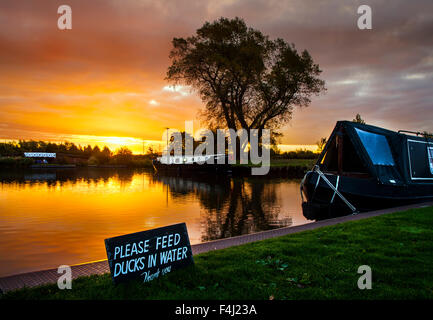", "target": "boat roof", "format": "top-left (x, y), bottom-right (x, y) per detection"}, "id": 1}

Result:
top-left (336, 120), bottom-right (433, 142)
top-left (320, 121), bottom-right (433, 185)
